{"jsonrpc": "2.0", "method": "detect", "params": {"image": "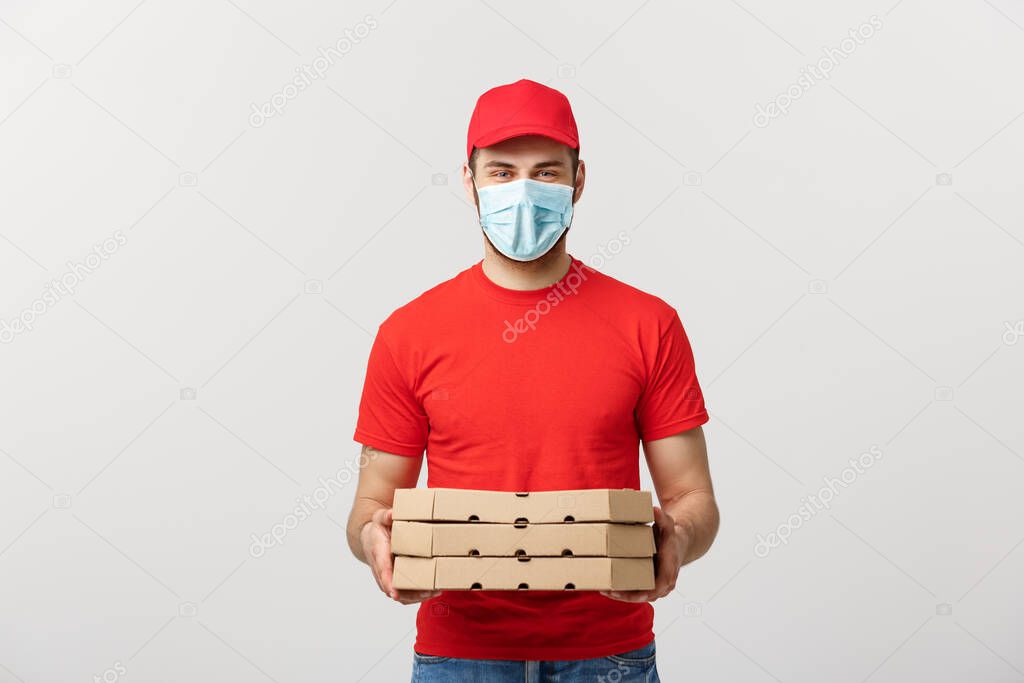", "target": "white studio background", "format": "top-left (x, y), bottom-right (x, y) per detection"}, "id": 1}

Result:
top-left (2, 1), bottom-right (1023, 682)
